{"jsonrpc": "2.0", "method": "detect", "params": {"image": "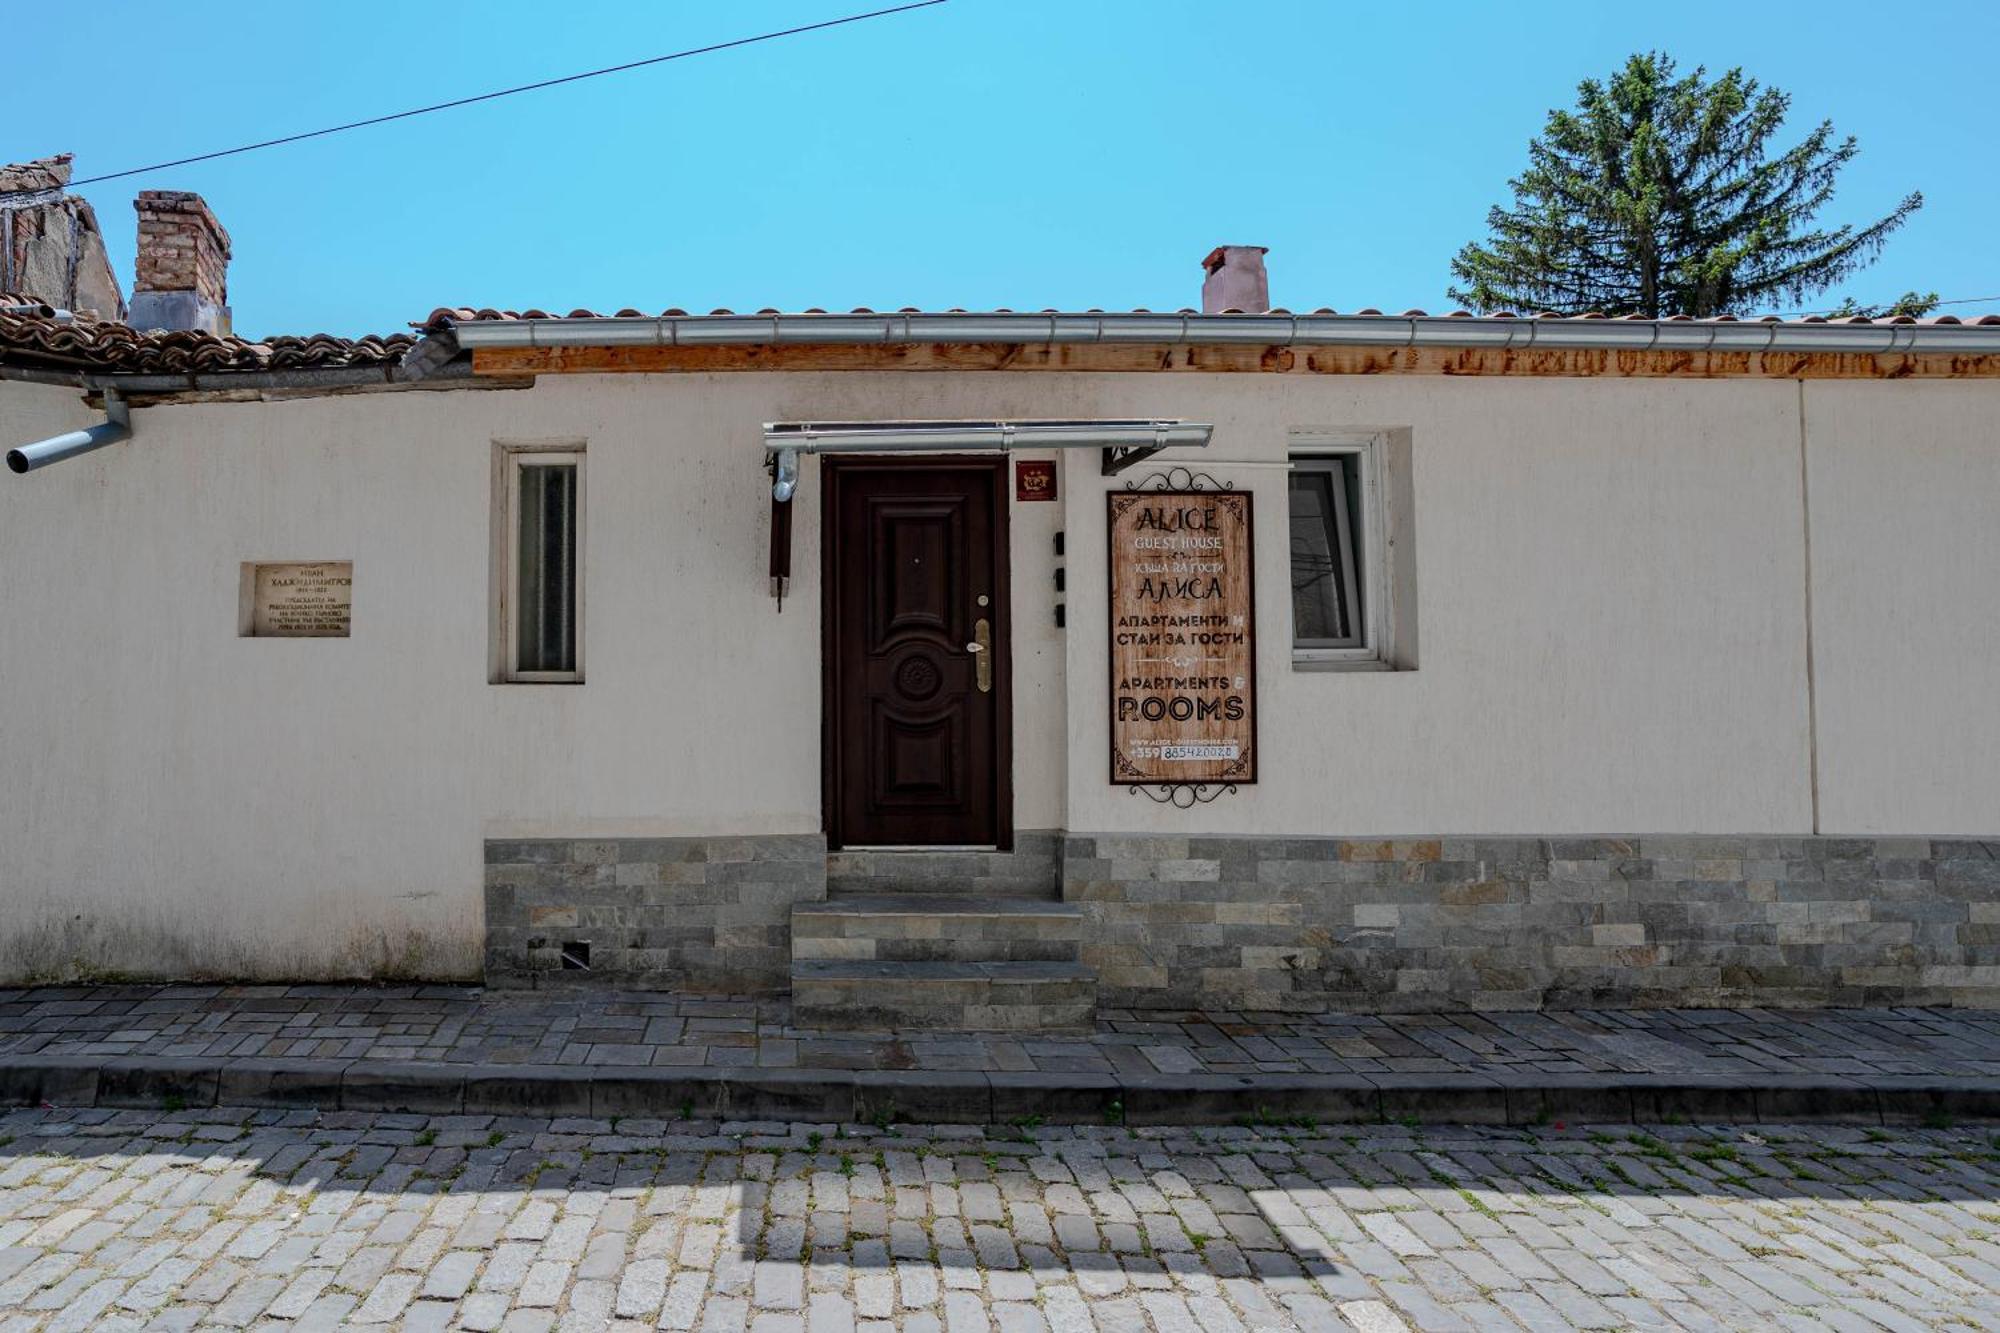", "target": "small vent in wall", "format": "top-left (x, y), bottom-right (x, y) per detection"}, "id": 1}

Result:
top-left (560, 941), bottom-right (591, 970)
